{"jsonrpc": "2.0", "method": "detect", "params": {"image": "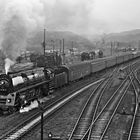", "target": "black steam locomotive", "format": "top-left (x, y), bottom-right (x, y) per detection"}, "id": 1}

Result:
top-left (0, 51), bottom-right (140, 113)
top-left (0, 52), bottom-right (64, 113)
top-left (0, 67), bottom-right (53, 113)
